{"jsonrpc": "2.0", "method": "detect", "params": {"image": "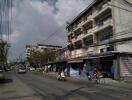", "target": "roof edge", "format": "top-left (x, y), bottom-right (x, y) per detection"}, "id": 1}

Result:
top-left (66, 0), bottom-right (97, 28)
